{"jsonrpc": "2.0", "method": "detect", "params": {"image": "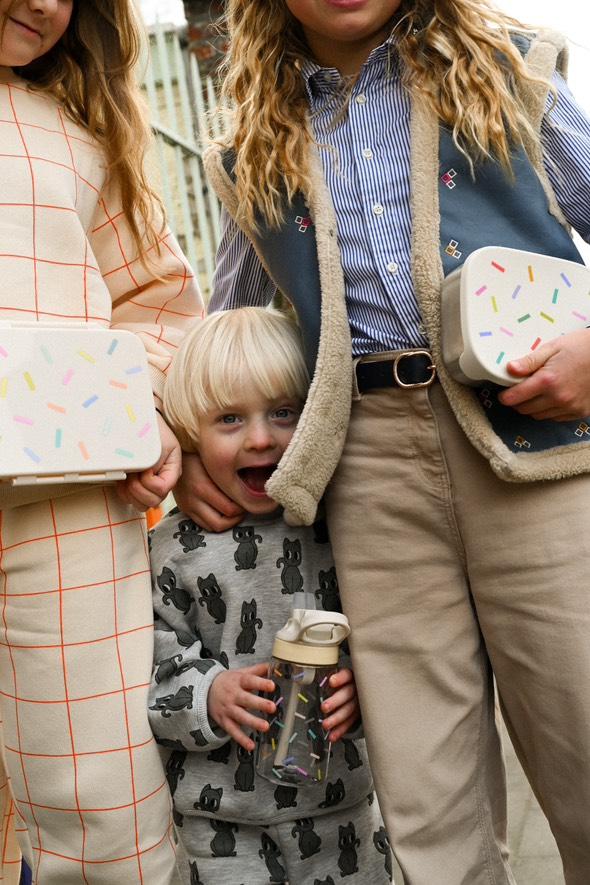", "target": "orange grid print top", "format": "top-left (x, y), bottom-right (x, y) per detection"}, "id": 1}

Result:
top-left (0, 77), bottom-right (203, 885)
